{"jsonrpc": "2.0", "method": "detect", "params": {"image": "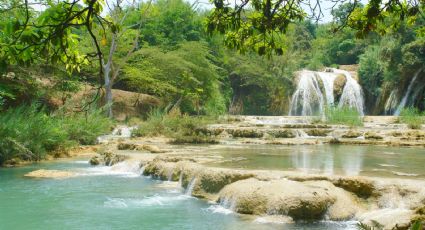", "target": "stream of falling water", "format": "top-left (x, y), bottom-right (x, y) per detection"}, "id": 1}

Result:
top-left (289, 70), bottom-right (324, 116)
top-left (394, 68), bottom-right (423, 115)
top-left (289, 69), bottom-right (364, 116)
